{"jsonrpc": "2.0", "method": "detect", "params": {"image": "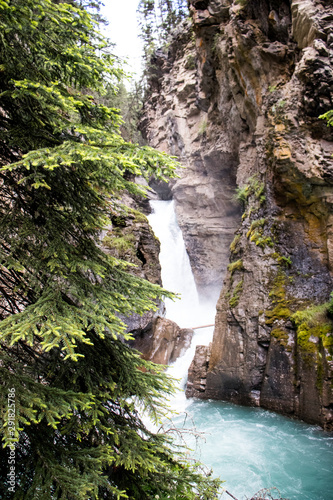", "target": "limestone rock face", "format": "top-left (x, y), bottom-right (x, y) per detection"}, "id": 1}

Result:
top-left (130, 317), bottom-right (194, 366)
top-left (186, 344), bottom-right (211, 398)
top-left (141, 19), bottom-right (242, 296)
top-left (142, 0), bottom-right (333, 428)
top-left (102, 204), bottom-right (163, 336)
